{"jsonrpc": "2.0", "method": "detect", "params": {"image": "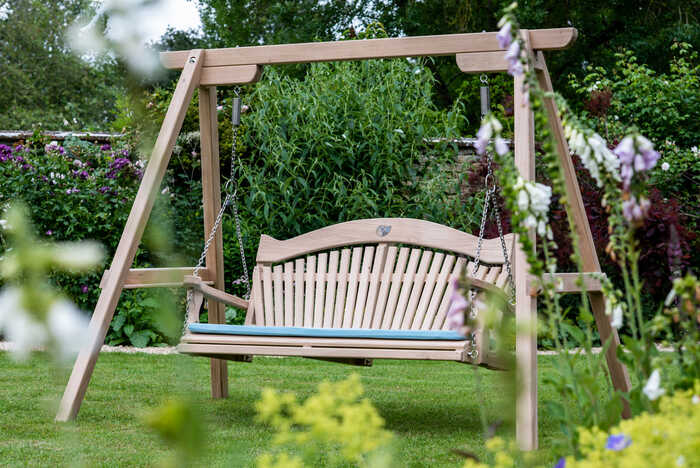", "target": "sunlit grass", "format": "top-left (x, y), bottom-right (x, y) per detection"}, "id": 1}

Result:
top-left (1, 353), bottom-right (582, 466)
